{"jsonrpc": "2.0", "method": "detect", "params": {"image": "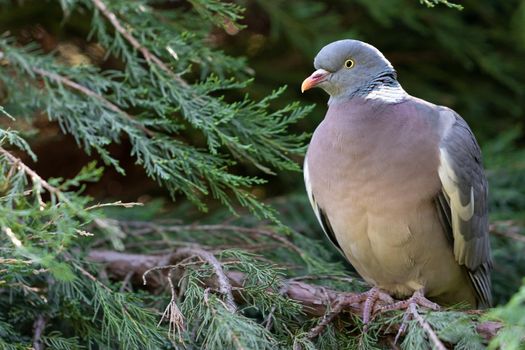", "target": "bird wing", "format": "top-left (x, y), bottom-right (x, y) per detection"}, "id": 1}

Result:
top-left (304, 157), bottom-right (345, 257)
top-left (436, 110), bottom-right (493, 308)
